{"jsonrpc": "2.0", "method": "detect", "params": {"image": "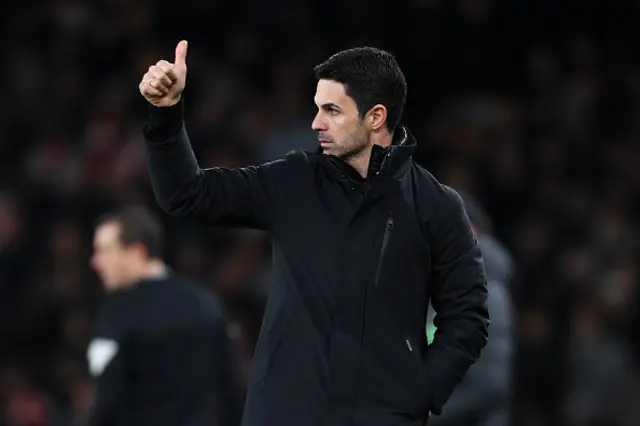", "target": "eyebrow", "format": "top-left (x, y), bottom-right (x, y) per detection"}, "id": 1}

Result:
top-left (318, 102), bottom-right (341, 110)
